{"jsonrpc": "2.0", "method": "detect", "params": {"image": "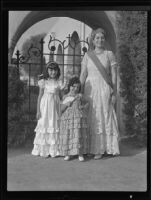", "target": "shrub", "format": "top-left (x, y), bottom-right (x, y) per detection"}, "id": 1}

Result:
top-left (116, 11), bottom-right (147, 145)
top-left (8, 65), bottom-right (29, 147)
